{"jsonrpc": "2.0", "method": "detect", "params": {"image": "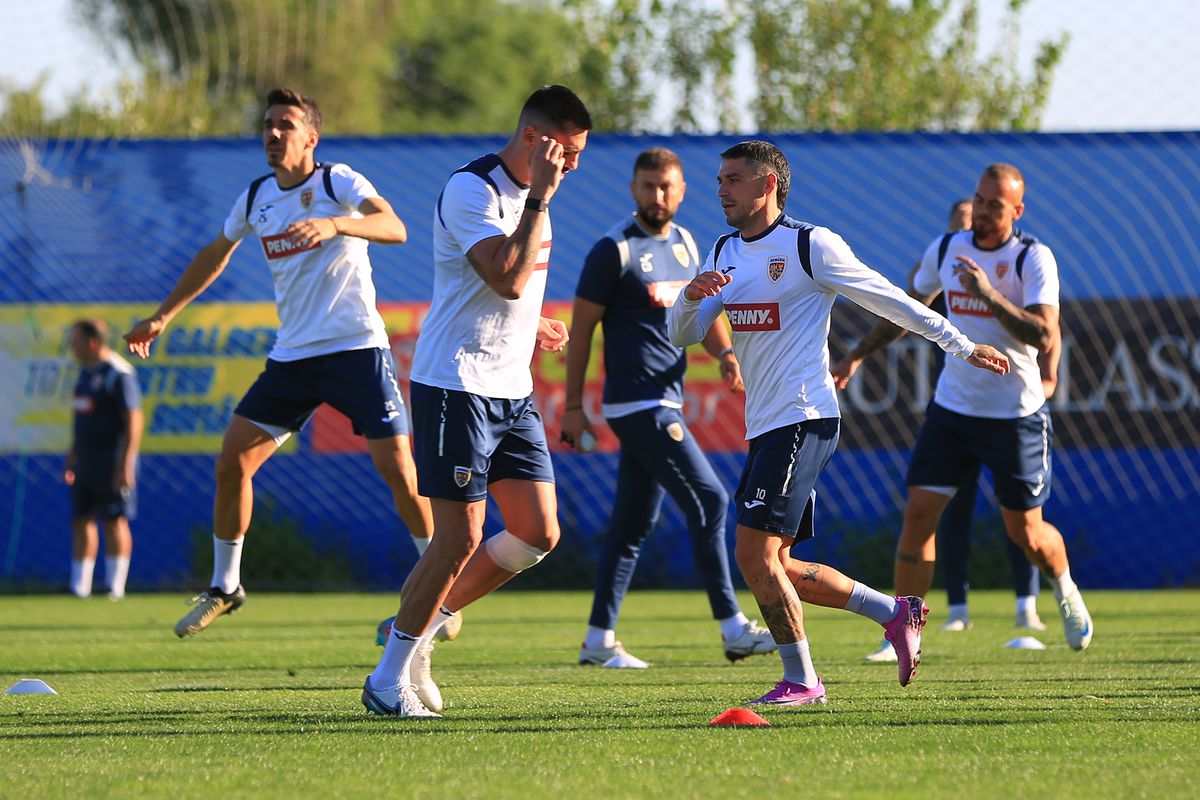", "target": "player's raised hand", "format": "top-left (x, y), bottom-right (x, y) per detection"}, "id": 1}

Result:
top-left (287, 217), bottom-right (339, 248)
top-left (953, 255), bottom-right (995, 299)
top-left (536, 316), bottom-right (569, 352)
top-left (529, 137), bottom-right (566, 204)
top-left (683, 270), bottom-right (731, 302)
top-left (966, 343), bottom-right (1010, 376)
top-left (830, 354), bottom-right (863, 390)
top-left (123, 317), bottom-right (167, 359)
